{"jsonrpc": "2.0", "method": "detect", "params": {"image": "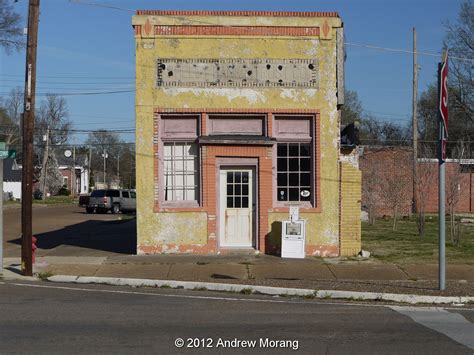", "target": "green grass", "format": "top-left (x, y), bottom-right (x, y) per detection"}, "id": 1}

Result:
top-left (362, 217), bottom-right (474, 264)
top-left (5, 195), bottom-right (79, 206)
top-left (33, 196), bottom-right (77, 205)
